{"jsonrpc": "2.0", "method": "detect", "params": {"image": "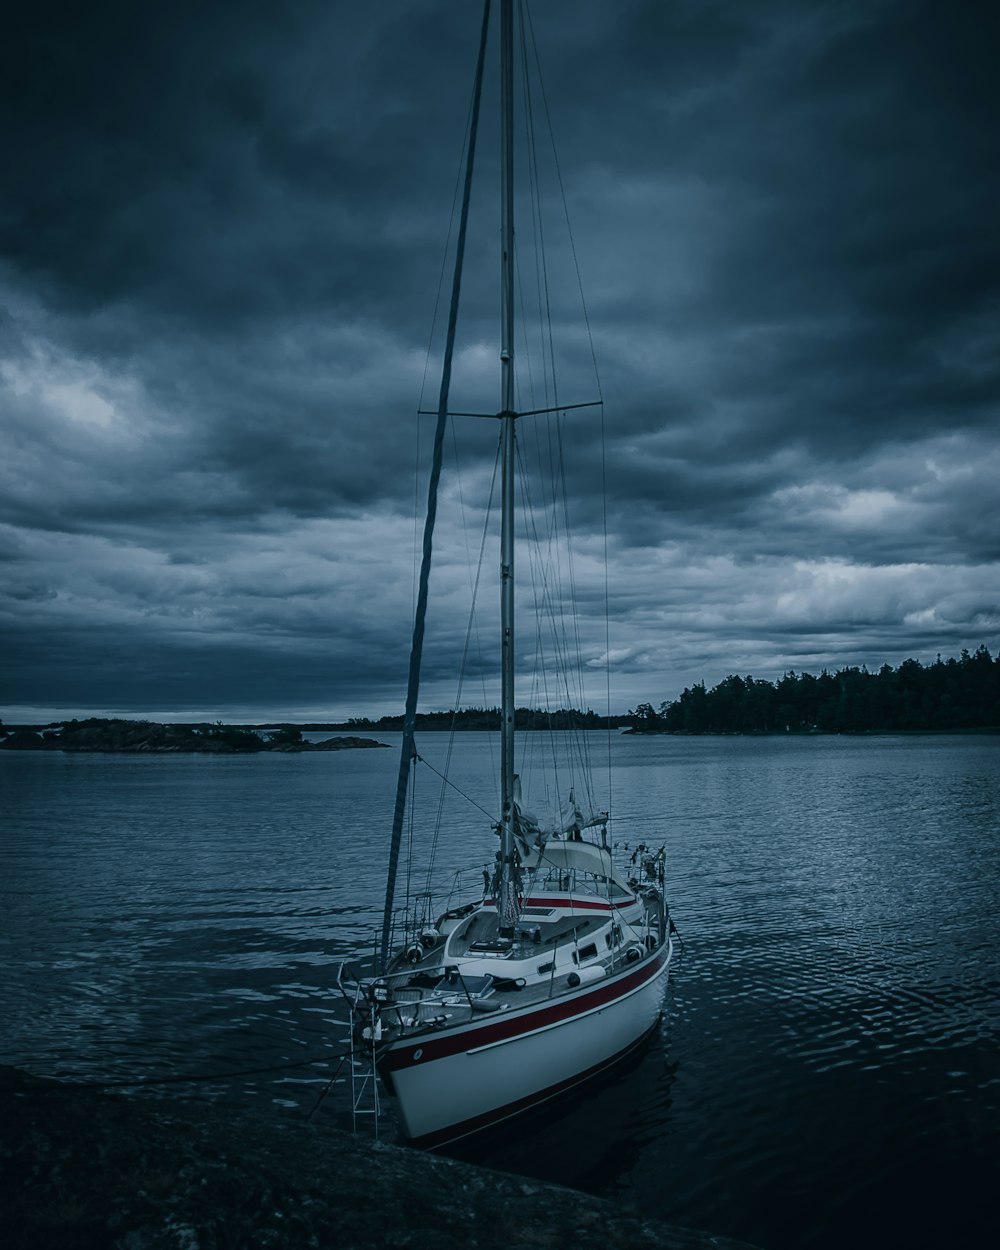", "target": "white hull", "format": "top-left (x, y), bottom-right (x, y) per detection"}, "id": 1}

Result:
top-left (379, 941), bottom-right (670, 1147)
